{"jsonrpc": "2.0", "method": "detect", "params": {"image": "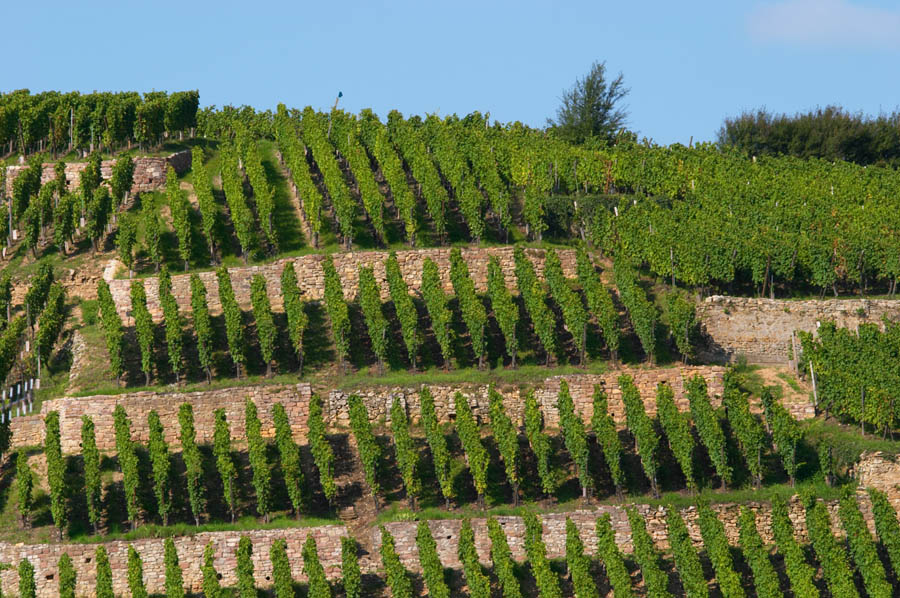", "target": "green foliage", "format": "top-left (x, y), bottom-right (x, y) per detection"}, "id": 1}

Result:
top-left (769, 496), bottom-right (818, 598)
top-left (308, 393), bottom-right (337, 503)
top-left (217, 266), bottom-right (246, 376)
top-left (596, 513), bottom-right (633, 598)
top-left (242, 136), bottom-right (278, 249)
top-left (110, 154), bottom-right (135, 206)
top-left (130, 280), bottom-right (154, 384)
top-left (0, 317), bottom-right (26, 384)
top-left (380, 526), bottom-right (414, 598)
top-left (117, 211), bottom-right (137, 272)
top-left (697, 503), bottom-right (745, 598)
top-left (274, 403), bottom-right (306, 515)
top-left (620, 374), bottom-right (660, 496)
top-left (421, 387), bottom-right (454, 505)
top-left (557, 380), bottom-right (592, 495)
top-left (280, 262), bottom-right (308, 372)
top-left (514, 246), bottom-right (557, 362)
top-left (524, 390), bottom-right (556, 494)
top-left (487, 256), bottom-right (519, 367)
top-left (488, 386), bottom-right (520, 501)
top-left (167, 166), bottom-right (192, 269)
top-left (805, 494), bottom-right (860, 598)
top-left (627, 508), bottom-right (672, 598)
top-left (58, 553), bottom-right (76, 598)
top-left (358, 266), bottom-right (389, 369)
top-left (0, 272), bottom-right (12, 322)
top-left (114, 405), bottom-right (141, 527)
top-left (454, 392), bottom-right (490, 504)
top-left (385, 252), bottom-right (419, 368)
top-left (416, 521), bottom-right (450, 598)
top-left (523, 512), bottom-right (562, 598)
top-left (178, 403), bottom-right (206, 525)
top-left (566, 518), bottom-right (598, 598)
top-left (665, 507), bottom-right (709, 598)
top-left (449, 248), bottom-right (487, 367)
top-left (303, 536), bottom-right (332, 598)
top-left (723, 374), bottom-right (765, 487)
top-left (202, 542), bottom-right (222, 598)
top-left (97, 279), bottom-right (124, 380)
top-left (86, 186), bottom-right (111, 251)
top-left (737, 508), bottom-right (781, 598)
top-left (391, 398), bottom-right (420, 507)
top-left (250, 274), bottom-right (277, 375)
top-left (322, 255), bottom-right (351, 367)
top-left (54, 193), bottom-right (77, 251)
top-left (591, 385), bottom-right (625, 494)
top-left (274, 105), bottom-right (324, 244)
top-left (191, 146), bottom-right (219, 260)
top-left (128, 545), bottom-right (148, 598)
top-left (545, 248), bottom-right (588, 362)
top-left (190, 274), bottom-right (213, 380)
top-left (549, 60), bottom-right (629, 144)
top-left (148, 410), bottom-right (172, 525)
top-left (613, 259), bottom-right (656, 362)
top-left (366, 120), bottom-right (417, 243)
top-left (656, 382), bottom-right (696, 490)
top-left (666, 293), bottom-right (697, 362)
top-left (159, 267), bottom-right (184, 381)
top-left (44, 411), bottom-right (66, 536)
top-left (348, 394), bottom-right (381, 505)
top-left (487, 517), bottom-right (522, 598)
top-left (236, 536), bottom-right (255, 598)
top-left (164, 538), bottom-right (185, 598)
top-left (838, 488), bottom-right (892, 598)
top-left (687, 374), bottom-right (731, 487)
top-left (16, 451), bottom-right (33, 525)
top-left (96, 545), bottom-right (114, 598)
top-left (764, 390), bottom-right (802, 484)
top-left (869, 488), bottom-right (900, 581)
top-left (246, 399), bottom-right (271, 519)
top-left (142, 196), bottom-right (162, 271)
top-left (213, 409), bottom-right (238, 520)
top-left (422, 257), bottom-right (453, 368)
top-left (18, 559), bottom-right (35, 598)
top-left (341, 537), bottom-right (362, 598)
top-left (220, 143), bottom-right (255, 259)
top-left (459, 519), bottom-right (491, 598)
top-left (81, 416), bottom-right (102, 532)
